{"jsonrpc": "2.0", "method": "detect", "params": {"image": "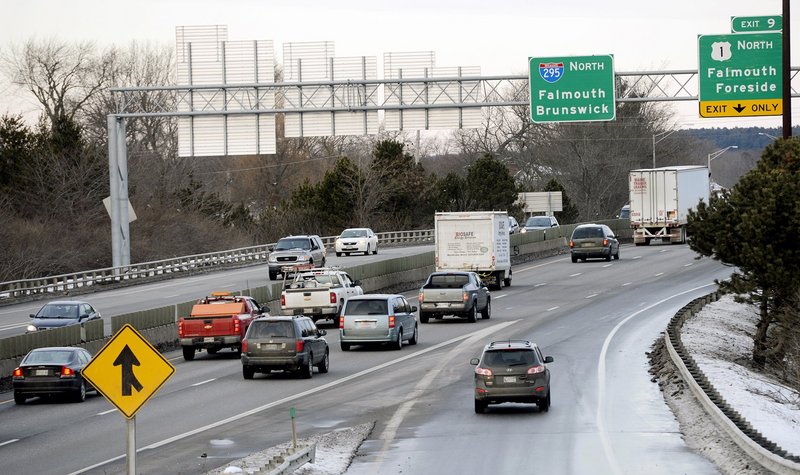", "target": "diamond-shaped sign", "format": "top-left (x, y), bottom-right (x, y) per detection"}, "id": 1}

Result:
top-left (83, 324), bottom-right (175, 419)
